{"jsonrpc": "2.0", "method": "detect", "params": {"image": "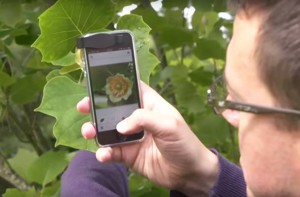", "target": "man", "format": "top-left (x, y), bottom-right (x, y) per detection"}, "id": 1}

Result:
top-left (62, 0), bottom-right (300, 196)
